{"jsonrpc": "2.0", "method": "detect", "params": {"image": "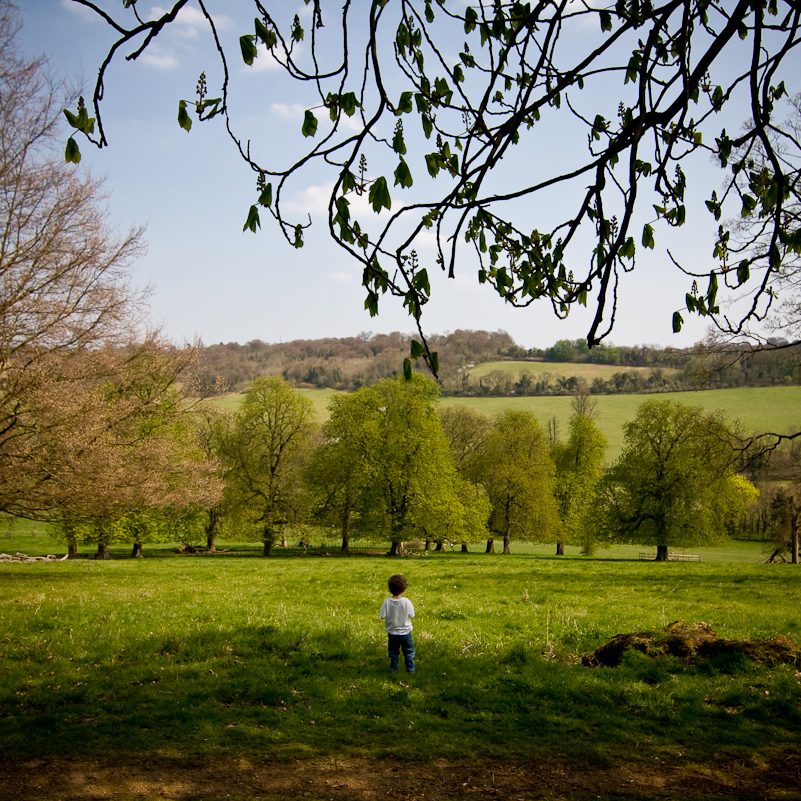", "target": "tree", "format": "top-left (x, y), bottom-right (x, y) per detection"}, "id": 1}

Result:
top-left (44, 343), bottom-right (223, 558)
top-left (67, 2), bottom-right (801, 372)
top-left (224, 376), bottom-right (316, 556)
top-left (0, 0), bottom-right (159, 520)
top-left (596, 399), bottom-right (757, 560)
top-left (471, 410), bottom-right (557, 554)
top-left (317, 374), bottom-right (487, 554)
top-left (768, 486), bottom-right (800, 564)
top-left (305, 390), bottom-right (377, 552)
top-left (552, 407), bottom-right (607, 555)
